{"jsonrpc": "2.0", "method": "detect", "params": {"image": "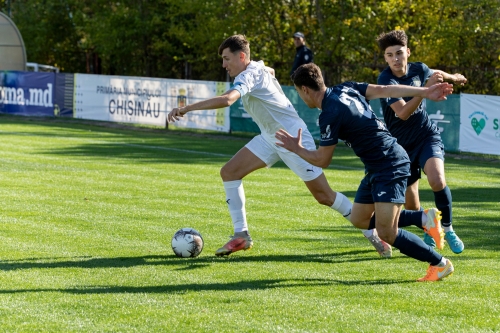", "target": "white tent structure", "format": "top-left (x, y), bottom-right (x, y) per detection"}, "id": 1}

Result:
top-left (0, 12), bottom-right (26, 71)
